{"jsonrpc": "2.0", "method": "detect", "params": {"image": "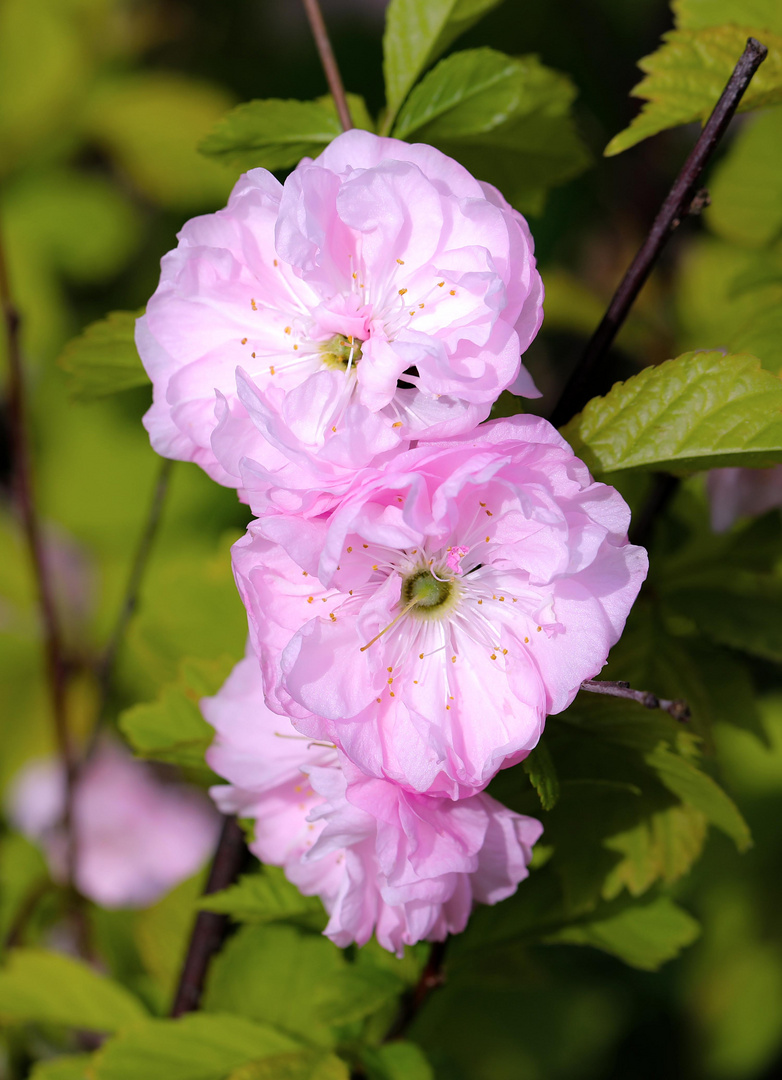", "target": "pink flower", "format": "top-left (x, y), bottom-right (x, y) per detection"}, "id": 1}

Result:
top-left (7, 741), bottom-right (220, 908)
top-left (138, 129), bottom-right (543, 494)
top-left (232, 415), bottom-right (648, 797)
top-left (707, 465), bottom-right (782, 532)
top-left (204, 652), bottom-right (542, 956)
